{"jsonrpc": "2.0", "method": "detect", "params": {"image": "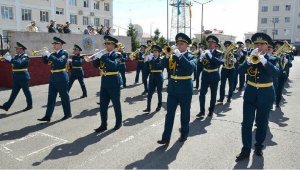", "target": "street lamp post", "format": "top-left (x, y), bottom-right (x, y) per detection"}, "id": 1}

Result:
top-left (271, 18), bottom-right (277, 40)
top-left (193, 0), bottom-right (213, 42)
